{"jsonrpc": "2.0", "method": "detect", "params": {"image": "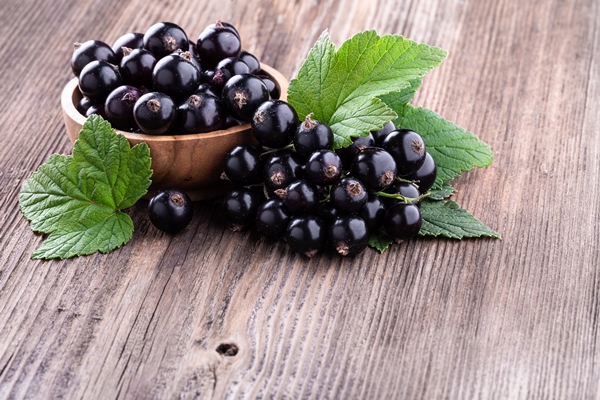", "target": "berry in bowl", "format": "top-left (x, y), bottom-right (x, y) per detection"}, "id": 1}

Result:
top-left (61, 21), bottom-right (288, 200)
